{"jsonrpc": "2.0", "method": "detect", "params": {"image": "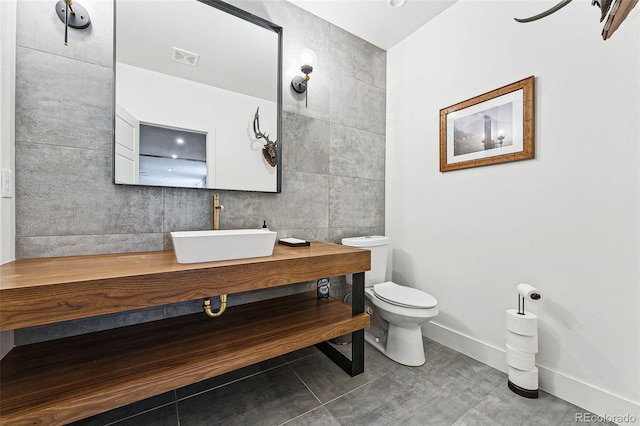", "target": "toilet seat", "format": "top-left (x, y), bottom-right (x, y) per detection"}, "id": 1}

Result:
top-left (372, 282), bottom-right (437, 309)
